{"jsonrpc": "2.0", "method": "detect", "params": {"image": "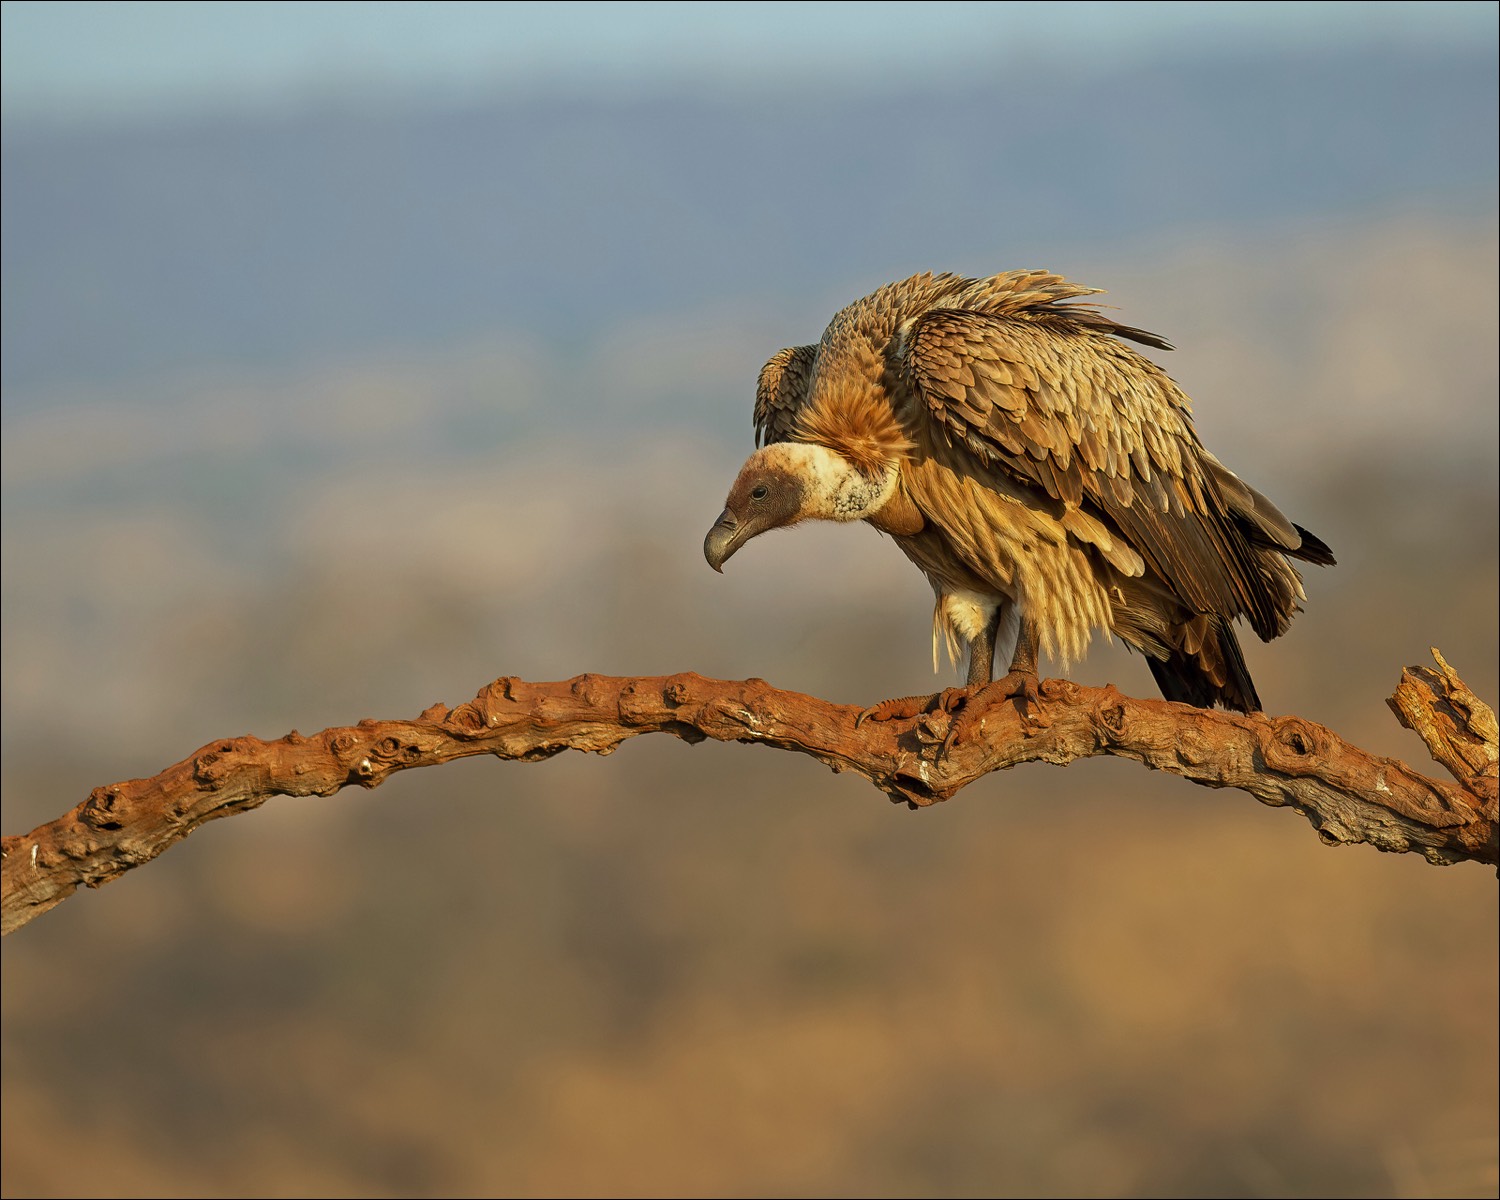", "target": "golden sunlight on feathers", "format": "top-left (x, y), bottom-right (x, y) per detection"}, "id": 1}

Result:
top-left (794, 379), bottom-right (915, 479)
top-left (710, 270), bottom-right (1335, 713)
